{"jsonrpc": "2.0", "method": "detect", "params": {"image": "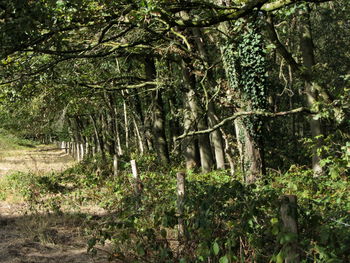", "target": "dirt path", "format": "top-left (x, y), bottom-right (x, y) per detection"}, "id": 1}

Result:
top-left (0, 146), bottom-right (108, 263)
top-left (0, 146), bottom-right (75, 177)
